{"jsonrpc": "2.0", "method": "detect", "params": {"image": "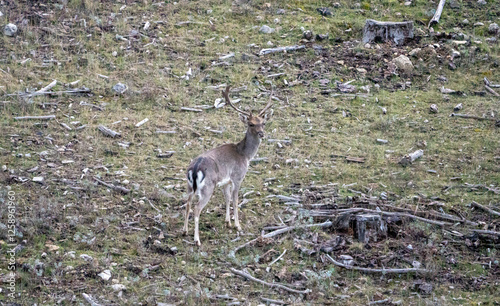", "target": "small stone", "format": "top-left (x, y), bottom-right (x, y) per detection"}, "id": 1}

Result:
top-left (477, 0), bottom-right (486, 4)
top-left (364, 43), bottom-right (371, 48)
top-left (80, 254), bottom-right (93, 261)
top-left (316, 7), bottom-right (332, 16)
top-left (3, 23), bottom-right (17, 37)
top-left (41, 252), bottom-right (47, 258)
top-left (111, 284), bottom-right (126, 292)
top-left (356, 67), bottom-right (367, 74)
top-left (488, 23), bottom-right (499, 34)
top-left (112, 51), bottom-right (117, 57)
top-left (451, 49), bottom-right (461, 59)
top-left (377, 139), bottom-right (388, 144)
top-left (316, 33), bottom-right (329, 41)
top-left (454, 103), bottom-right (463, 111)
top-left (33, 177), bottom-right (44, 183)
top-left (409, 48), bottom-right (421, 57)
top-left (206, 9), bottom-right (212, 14)
top-left (407, 244), bottom-right (413, 250)
top-left (266, 40), bottom-right (274, 46)
top-left (259, 25), bottom-right (275, 34)
top-left (462, 19), bottom-right (469, 25)
top-left (276, 8), bottom-right (285, 15)
top-left (2, 165), bottom-right (7, 171)
top-left (273, 18), bottom-right (280, 24)
top-left (429, 104), bottom-right (438, 113)
top-left (474, 22), bottom-right (484, 27)
top-left (333, 2), bottom-right (341, 8)
top-left (404, 1), bottom-right (412, 5)
top-left (98, 270), bottom-right (112, 281)
top-left (303, 30), bottom-right (313, 40)
top-left (112, 83), bottom-right (128, 94)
